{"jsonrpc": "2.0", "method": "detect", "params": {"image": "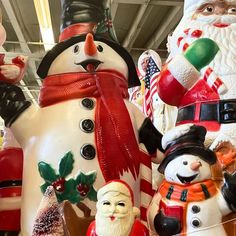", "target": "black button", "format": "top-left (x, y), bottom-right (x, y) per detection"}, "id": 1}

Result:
top-left (80, 119), bottom-right (94, 133)
top-left (191, 218), bottom-right (201, 228)
top-left (81, 98), bottom-right (94, 109)
top-left (81, 144), bottom-right (96, 160)
top-left (192, 205), bottom-right (200, 214)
